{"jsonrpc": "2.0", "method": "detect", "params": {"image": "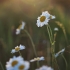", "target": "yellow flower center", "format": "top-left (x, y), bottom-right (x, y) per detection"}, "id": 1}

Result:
top-left (18, 24), bottom-right (22, 29)
top-left (49, 15), bottom-right (52, 19)
top-left (40, 16), bottom-right (46, 22)
top-left (37, 57), bottom-right (40, 60)
top-left (15, 47), bottom-right (20, 51)
top-left (11, 60), bottom-right (18, 67)
top-left (19, 65), bottom-right (25, 69)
